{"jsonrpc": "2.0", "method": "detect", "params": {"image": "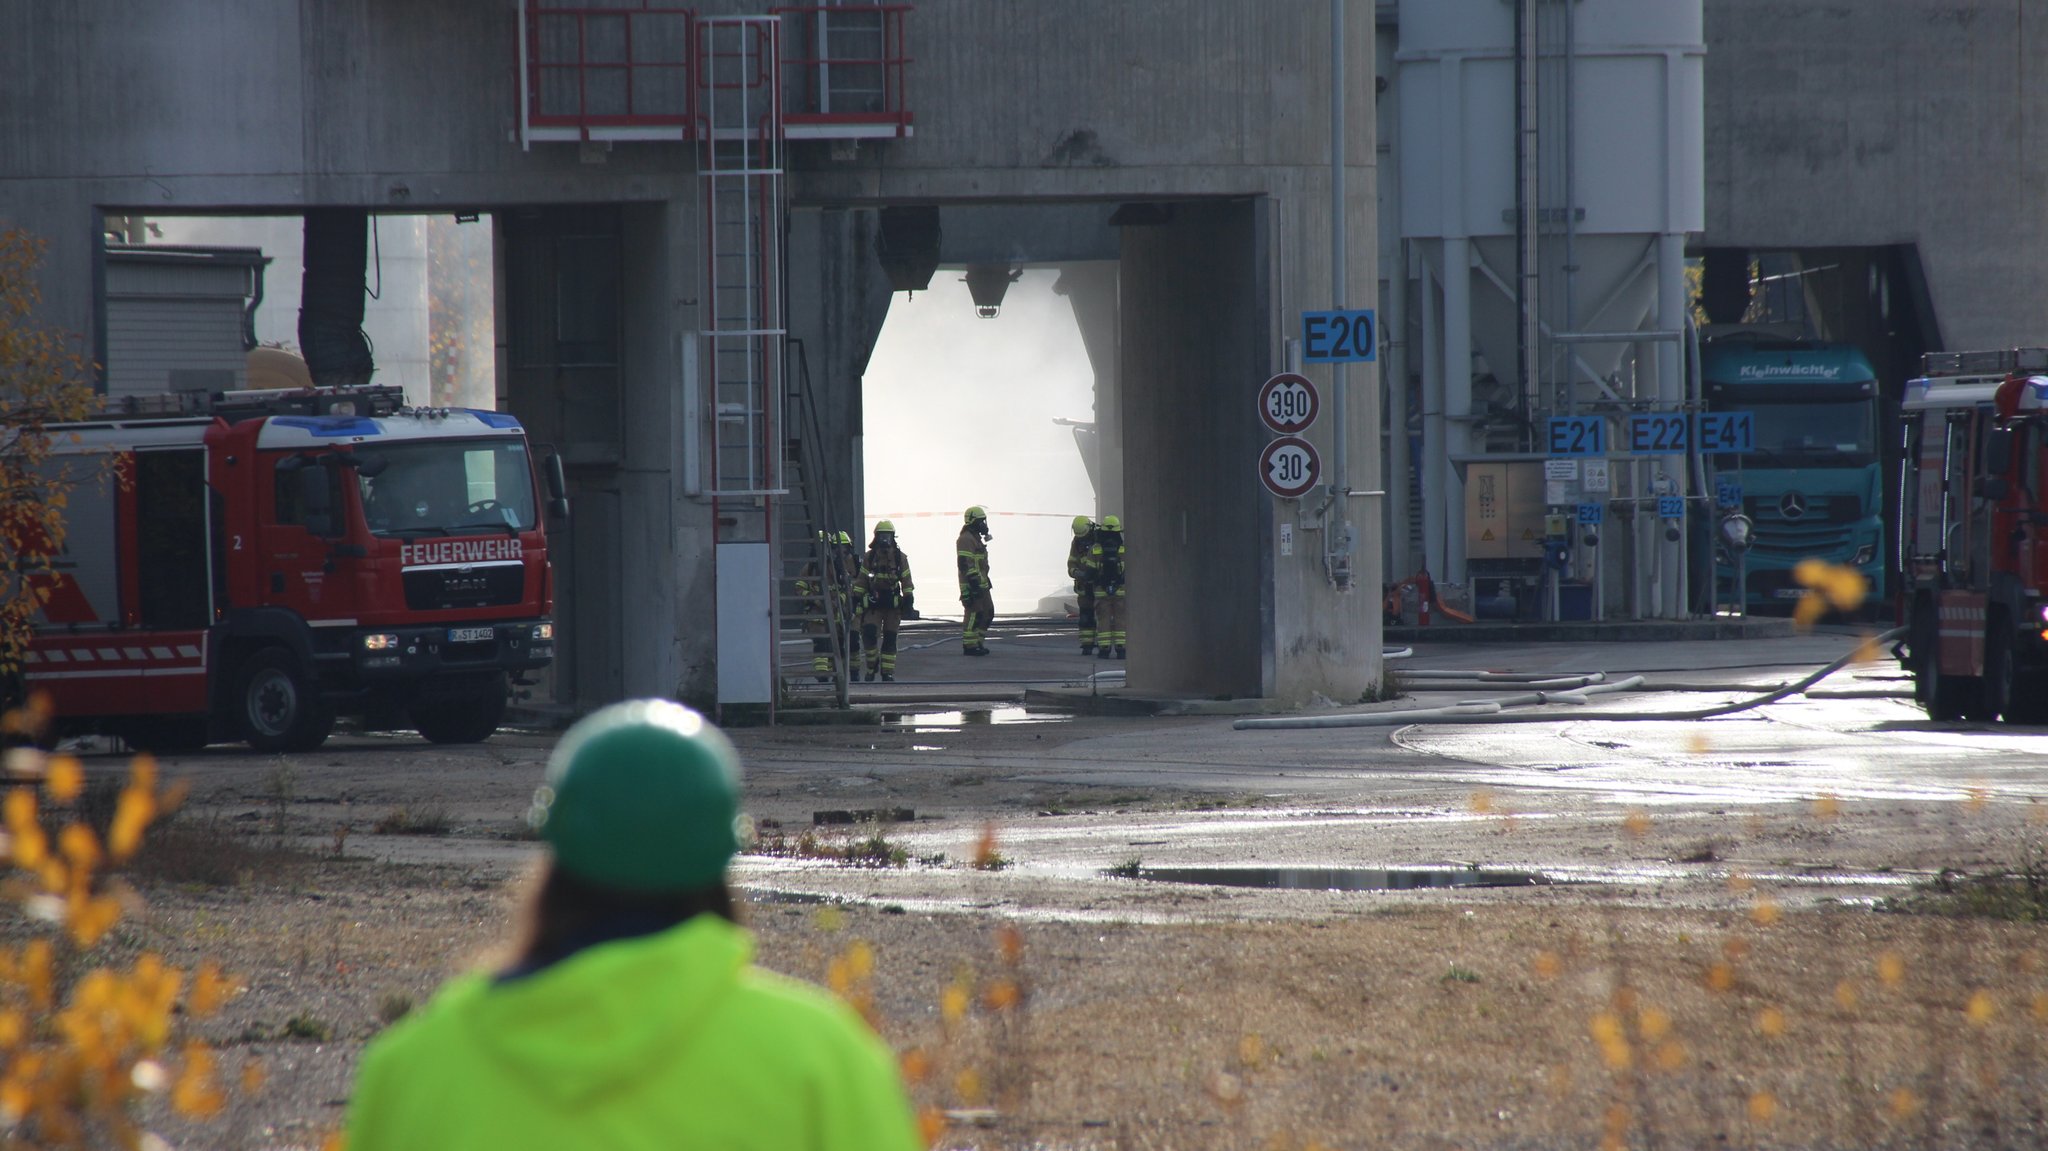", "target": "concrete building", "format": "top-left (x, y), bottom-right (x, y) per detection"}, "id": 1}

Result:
top-left (2, 1), bottom-right (1384, 714)
top-left (1371, 0), bottom-right (2039, 620)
